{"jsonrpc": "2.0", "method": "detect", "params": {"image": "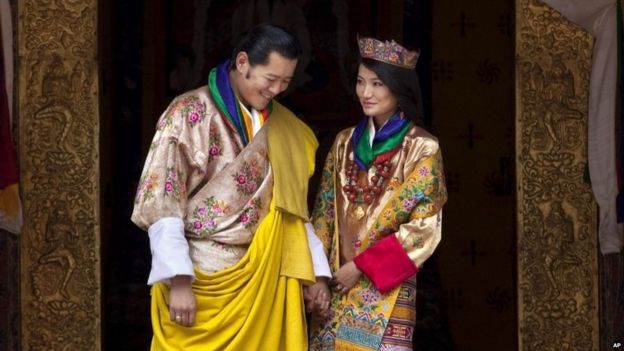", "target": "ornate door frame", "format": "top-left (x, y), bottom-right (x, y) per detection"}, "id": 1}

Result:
top-left (18, 1), bottom-right (101, 349)
top-left (515, 0), bottom-right (600, 350)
